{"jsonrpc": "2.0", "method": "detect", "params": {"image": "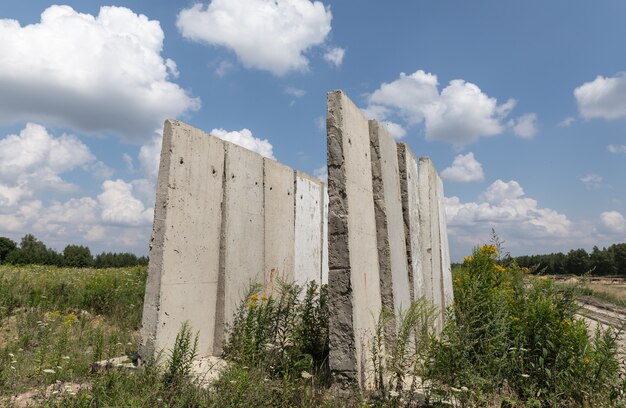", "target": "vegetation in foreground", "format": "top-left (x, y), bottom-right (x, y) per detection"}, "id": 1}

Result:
top-left (1, 241), bottom-right (626, 407)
